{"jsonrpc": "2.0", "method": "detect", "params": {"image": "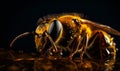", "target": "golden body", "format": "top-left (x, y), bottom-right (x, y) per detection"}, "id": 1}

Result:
top-left (35, 13), bottom-right (119, 70)
top-left (10, 13), bottom-right (120, 70)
